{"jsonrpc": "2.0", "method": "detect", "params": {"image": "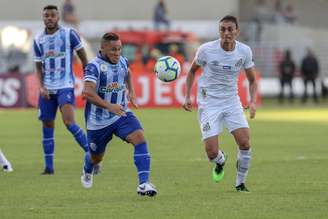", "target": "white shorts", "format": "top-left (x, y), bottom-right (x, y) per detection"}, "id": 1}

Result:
top-left (197, 101), bottom-right (249, 140)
